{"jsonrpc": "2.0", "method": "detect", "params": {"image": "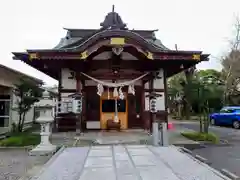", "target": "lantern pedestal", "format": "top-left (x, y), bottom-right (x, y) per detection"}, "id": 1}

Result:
top-left (29, 119), bottom-right (57, 156)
